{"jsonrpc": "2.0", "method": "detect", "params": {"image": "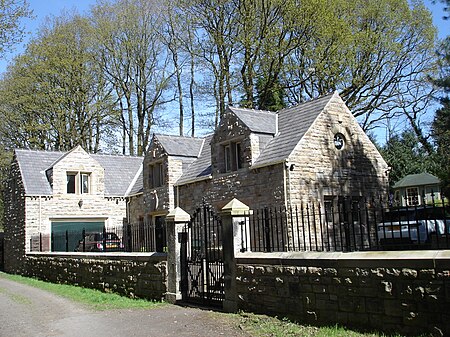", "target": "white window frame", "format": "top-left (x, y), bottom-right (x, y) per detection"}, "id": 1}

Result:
top-left (406, 187), bottom-right (419, 206)
top-left (67, 172), bottom-right (90, 195)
